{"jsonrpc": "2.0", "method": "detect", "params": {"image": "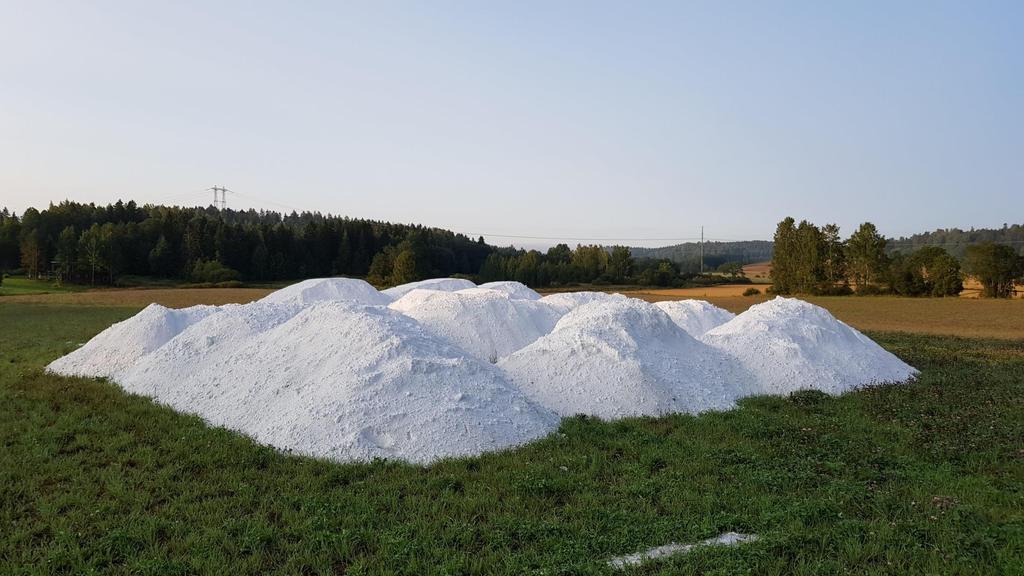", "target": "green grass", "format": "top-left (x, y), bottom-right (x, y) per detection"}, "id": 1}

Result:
top-left (0, 277), bottom-right (87, 297)
top-left (1, 303), bottom-right (1021, 574)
